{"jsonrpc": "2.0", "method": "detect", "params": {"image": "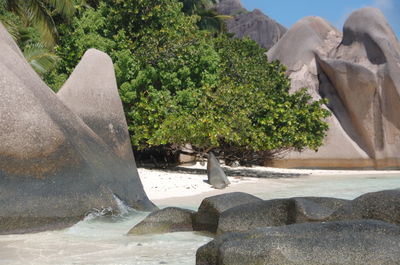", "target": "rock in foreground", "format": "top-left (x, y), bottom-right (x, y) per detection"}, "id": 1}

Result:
top-left (193, 192), bottom-right (262, 233)
top-left (0, 23), bottom-right (156, 234)
top-left (217, 197), bottom-right (348, 234)
top-left (329, 189), bottom-right (400, 225)
top-left (128, 207), bottom-right (195, 235)
top-left (197, 220), bottom-right (400, 265)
